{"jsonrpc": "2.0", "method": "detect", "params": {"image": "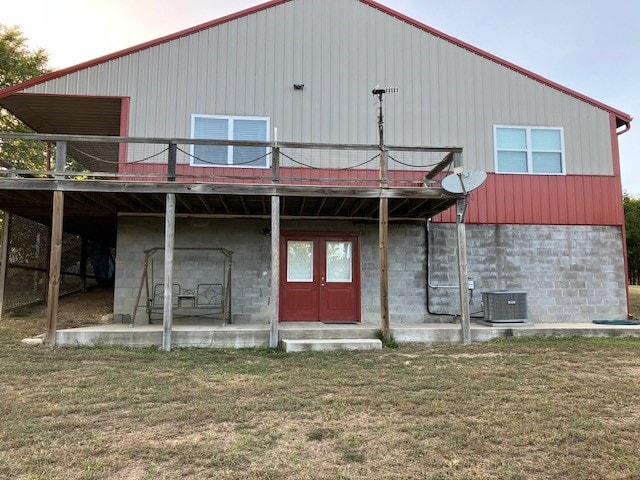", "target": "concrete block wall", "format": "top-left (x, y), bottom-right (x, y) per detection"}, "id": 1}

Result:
top-left (115, 216), bottom-right (273, 324)
top-left (114, 217), bottom-right (429, 324)
top-left (427, 223), bottom-right (628, 323)
top-left (114, 216), bottom-right (627, 325)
